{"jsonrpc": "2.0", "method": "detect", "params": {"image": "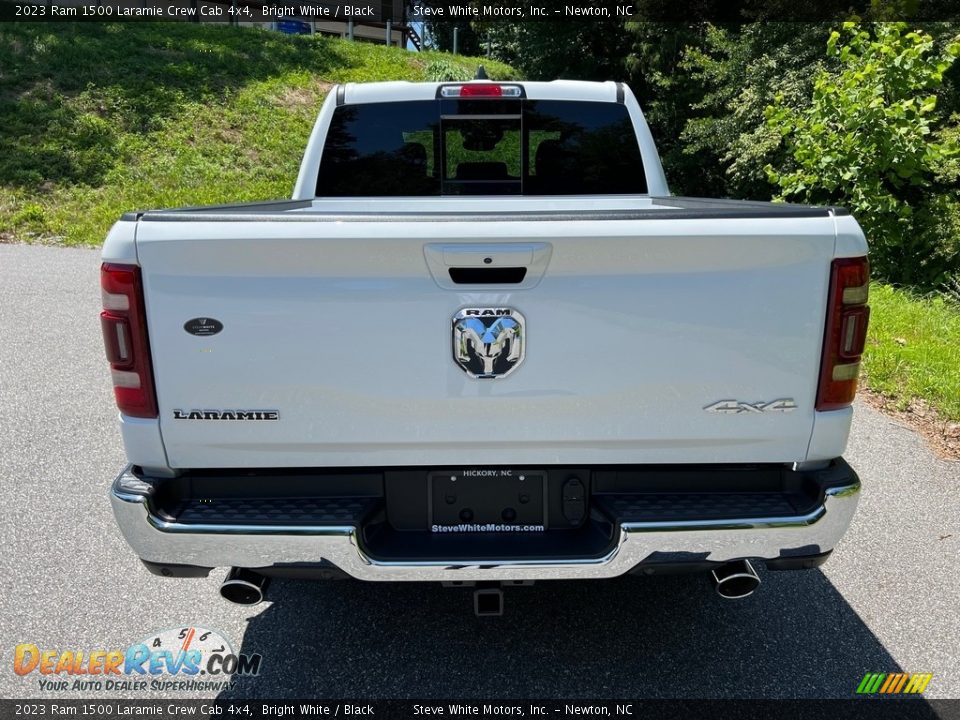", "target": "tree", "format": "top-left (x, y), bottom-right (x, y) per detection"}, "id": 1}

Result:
top-left (423, 20), bottom-right (483, 56)
top-left (476, 21), bottom-right (634, 82)
top-left (767, 22), bottom-right (960, 286)
top-left (623, 23), bottom-right (714, 195)
top-left (676, 23), bottom-right (832, 198)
